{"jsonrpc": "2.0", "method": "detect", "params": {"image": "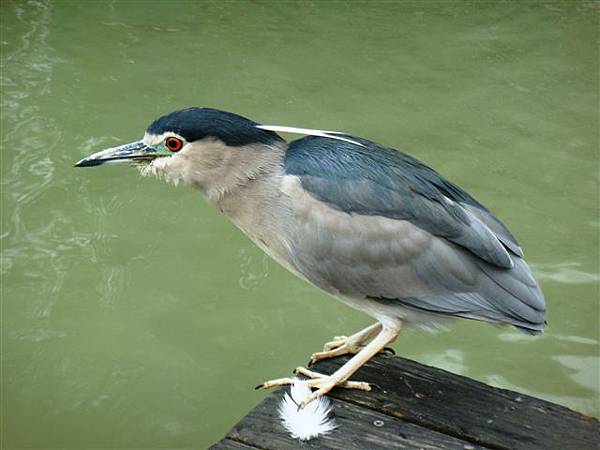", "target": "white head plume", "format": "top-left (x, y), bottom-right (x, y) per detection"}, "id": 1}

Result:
top-left (277, 378), bottom-right (337, 441)
top-left (256, 125), bottom-right (365, 147)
